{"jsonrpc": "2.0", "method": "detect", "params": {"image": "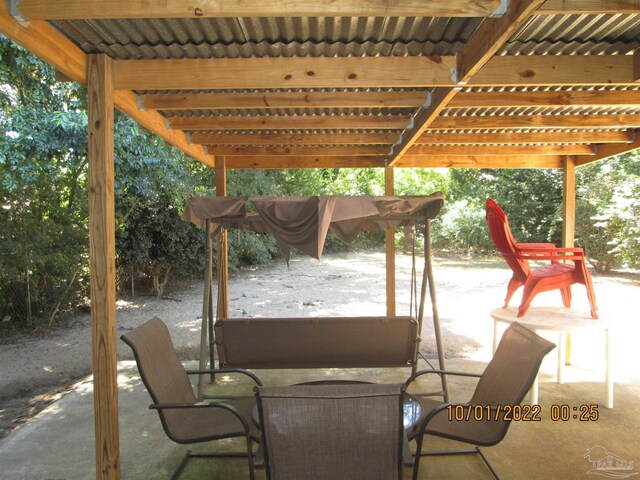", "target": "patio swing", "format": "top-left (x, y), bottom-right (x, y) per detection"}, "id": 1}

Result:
top-left (182, 194), bottom-right (449, 400)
